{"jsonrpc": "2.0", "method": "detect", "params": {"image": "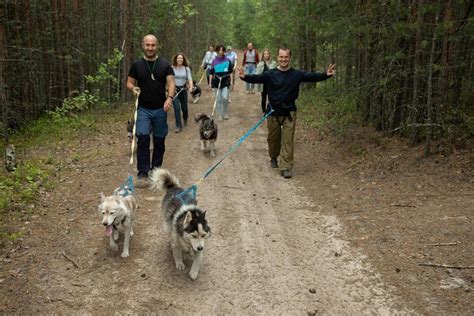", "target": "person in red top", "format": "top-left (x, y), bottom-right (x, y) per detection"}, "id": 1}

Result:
top-left (242, 42), bottom-right (259, 94)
